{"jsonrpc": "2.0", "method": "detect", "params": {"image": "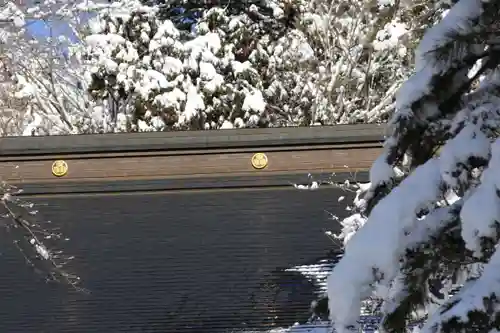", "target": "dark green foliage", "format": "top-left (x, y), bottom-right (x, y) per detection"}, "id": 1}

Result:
top-left (143, 0), bottom-right (299, 38)
top-left (381, 204), bottom-right (468, 333)
top-left (345, 2), bottom-right (500, 332)
top-left (364, 0), bottom-right (500, 217)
